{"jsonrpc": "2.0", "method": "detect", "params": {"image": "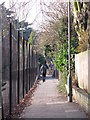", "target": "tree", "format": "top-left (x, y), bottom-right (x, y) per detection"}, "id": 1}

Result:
top-left (28, 29), bottom-right (36, 45)
top-left (35, 1), bottom-right (79, 83)
top-left (73, 0), bottom-right (90, 52)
